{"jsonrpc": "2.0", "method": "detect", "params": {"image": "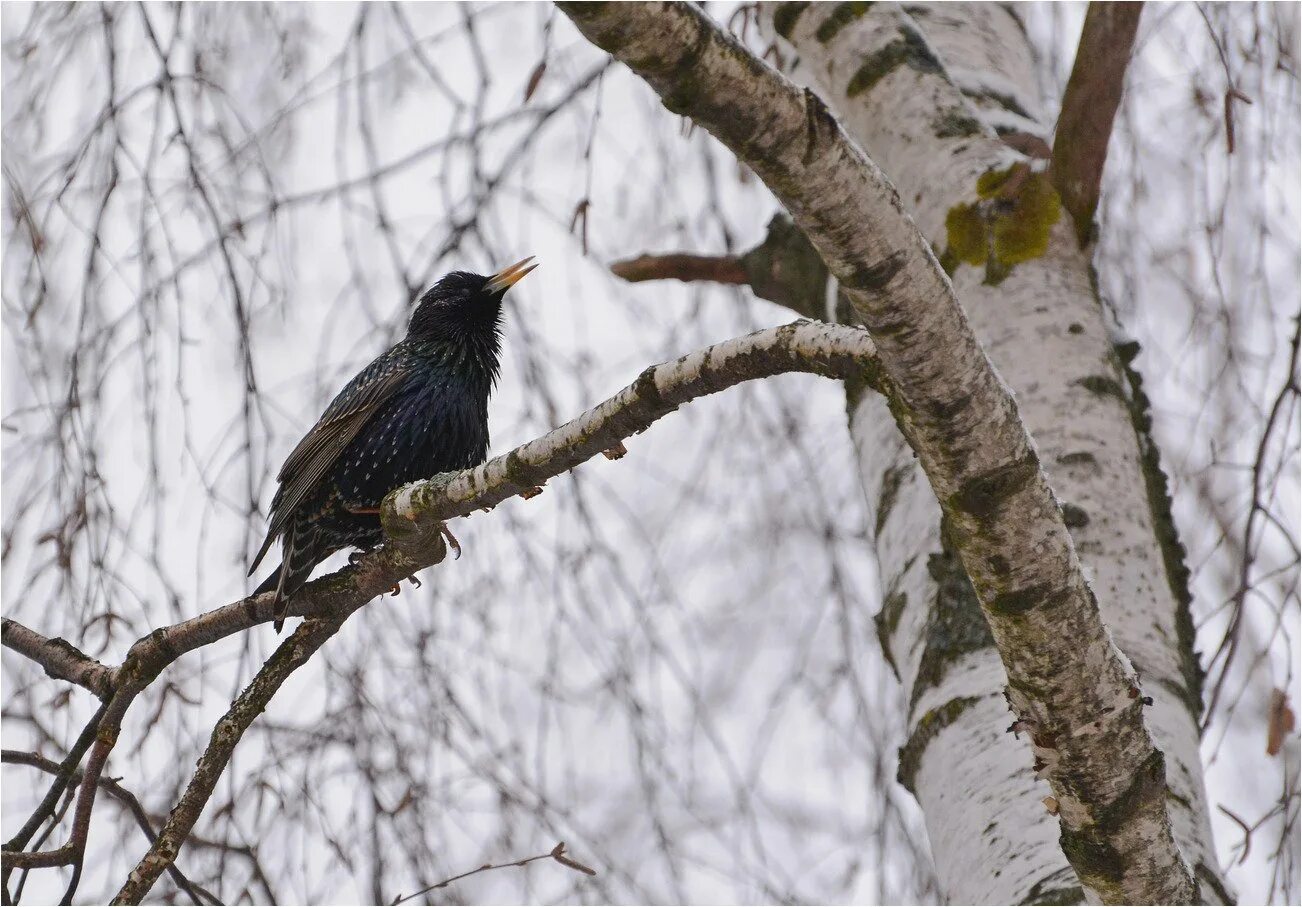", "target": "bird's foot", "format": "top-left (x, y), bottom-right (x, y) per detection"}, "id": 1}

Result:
top-left (520, 485), bottom-right (545, 500)
top-left (440, 524), bottom-right (462, 560)
top-left (388, 574), bottom-right (422, 596)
